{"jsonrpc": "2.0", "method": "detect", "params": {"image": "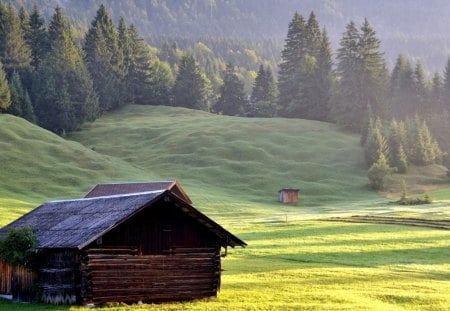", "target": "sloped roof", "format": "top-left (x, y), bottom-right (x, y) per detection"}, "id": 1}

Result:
top-left (84, 181), bottom-right (192, 203)
top-left (0, 190), bottom-right (246, 249)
